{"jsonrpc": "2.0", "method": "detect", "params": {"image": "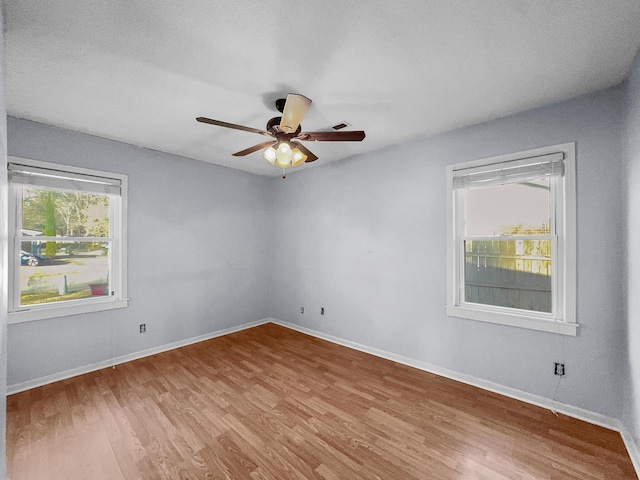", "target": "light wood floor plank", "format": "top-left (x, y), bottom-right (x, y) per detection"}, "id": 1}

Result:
top-left (7, 323), bottom-right (637, 479)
